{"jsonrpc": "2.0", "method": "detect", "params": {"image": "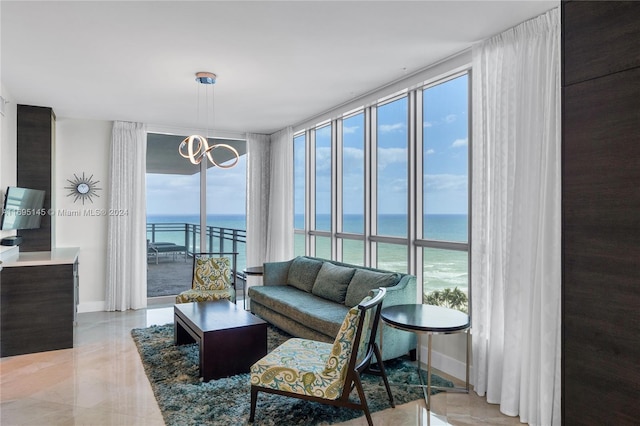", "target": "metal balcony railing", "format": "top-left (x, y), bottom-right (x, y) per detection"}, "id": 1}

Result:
top-left (146, 222), bottom-right (247, 272)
